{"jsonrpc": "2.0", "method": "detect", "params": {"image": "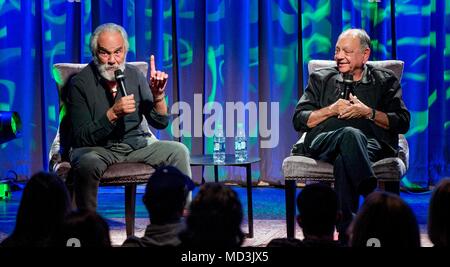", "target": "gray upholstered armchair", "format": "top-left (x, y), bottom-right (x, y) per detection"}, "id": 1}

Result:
top-left (49, 62), bottom-right (157, 237)
top-left (282, 60), bottom-right (409, 238)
